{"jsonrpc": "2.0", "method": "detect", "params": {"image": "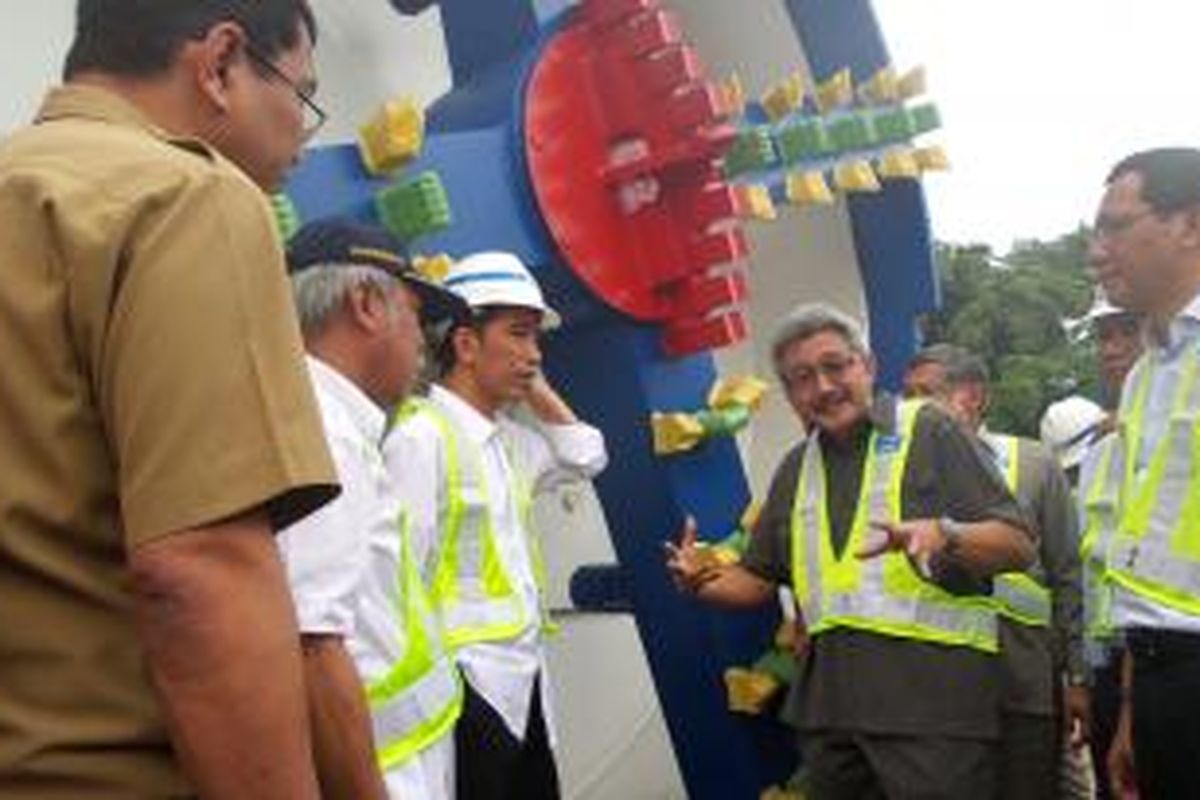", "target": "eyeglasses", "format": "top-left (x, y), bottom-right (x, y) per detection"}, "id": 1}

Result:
top-left (781, 353), bottom-right (860, 391)
top-left (244, 45), bottom-right (327, 140)
top-left (1092, 209), bottom-right (1158, 240)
